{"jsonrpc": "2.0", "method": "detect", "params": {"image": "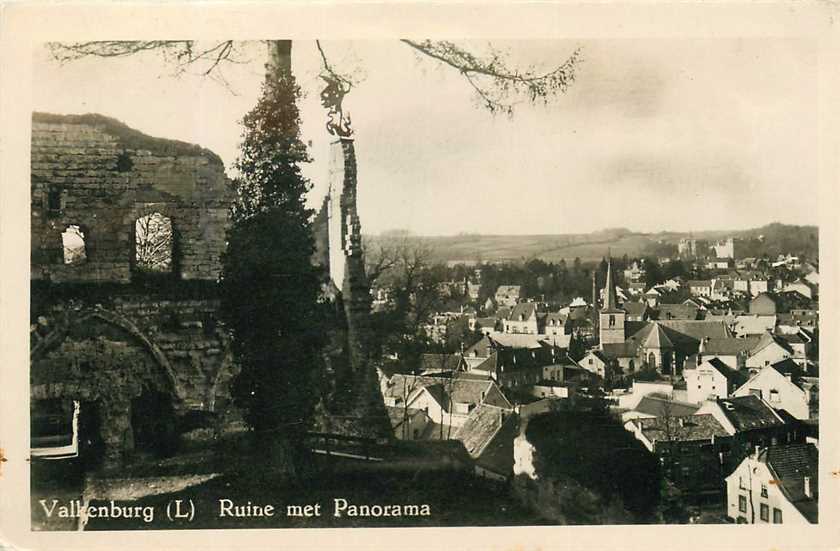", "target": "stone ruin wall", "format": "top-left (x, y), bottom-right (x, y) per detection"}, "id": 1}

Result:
top-left (31, 113), bottom-right (229, 283)
top-left (30, 114), bottom-right (236, 461)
